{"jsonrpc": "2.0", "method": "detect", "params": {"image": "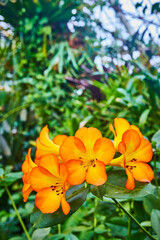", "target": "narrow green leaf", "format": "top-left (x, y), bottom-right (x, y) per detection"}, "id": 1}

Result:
top-left (139, 109), bottom-right (150, 128)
